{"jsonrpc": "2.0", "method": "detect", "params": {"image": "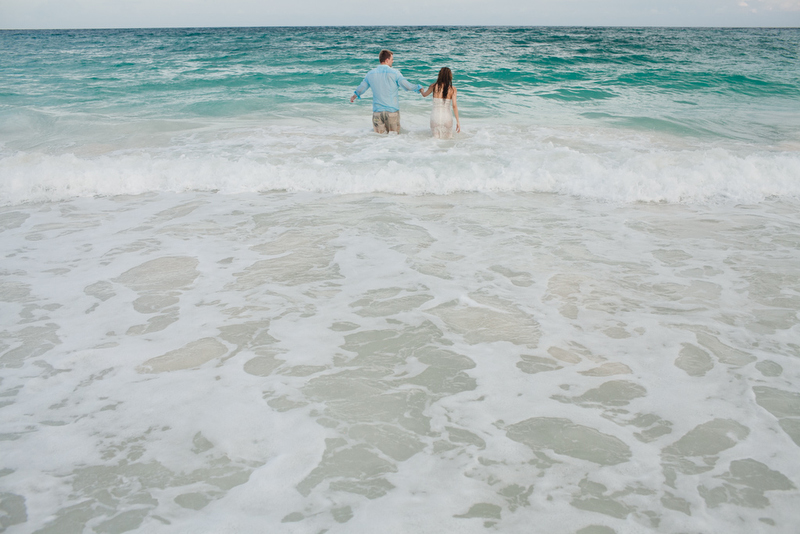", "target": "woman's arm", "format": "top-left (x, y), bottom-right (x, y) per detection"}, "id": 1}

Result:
top-left (420, 83), bottom-right (434, 97)
top-left (452, 87), bottom-right (460, 132)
